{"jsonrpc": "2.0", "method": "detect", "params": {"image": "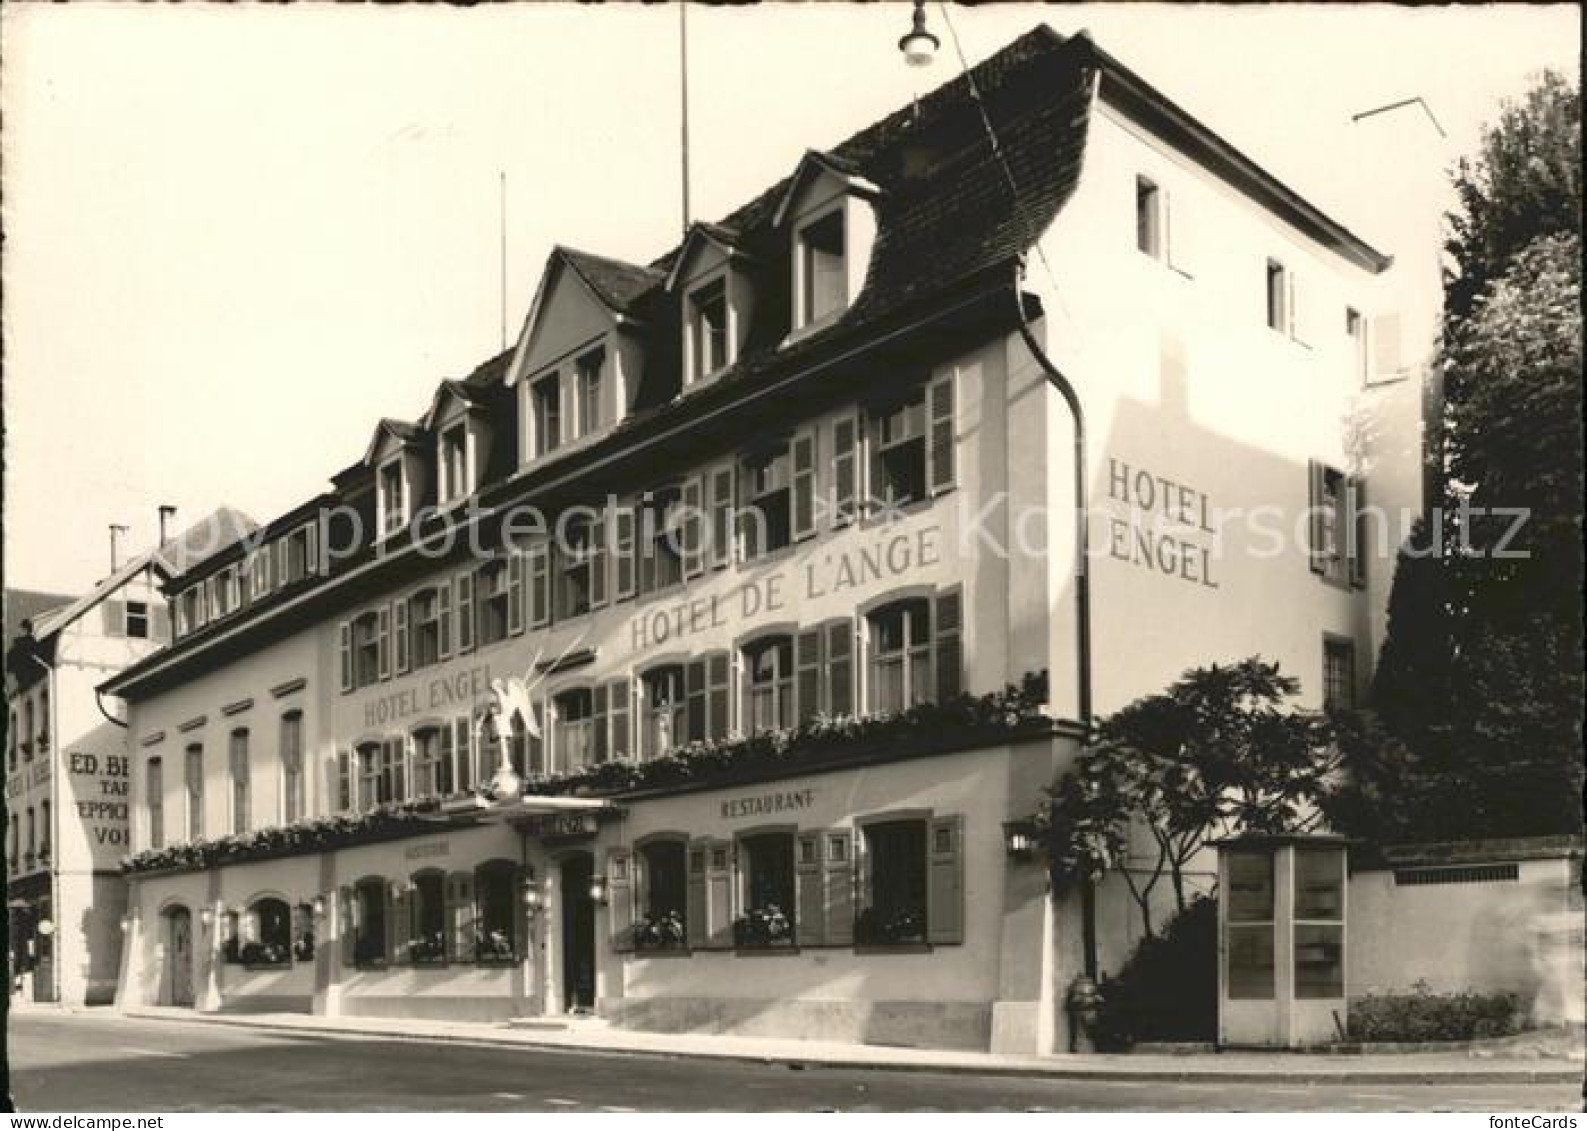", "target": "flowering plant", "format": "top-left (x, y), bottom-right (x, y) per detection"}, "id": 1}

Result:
top-left (634, 909), bottom-right (687, 950)
top-left (854, 905), bottom-right (927, 946)
top-left (475, 929), bottom-right (515, 962)
top-left (732, 904), bottom-right (794, 948)
top-left (408, 932), bottom-right (447, 963)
